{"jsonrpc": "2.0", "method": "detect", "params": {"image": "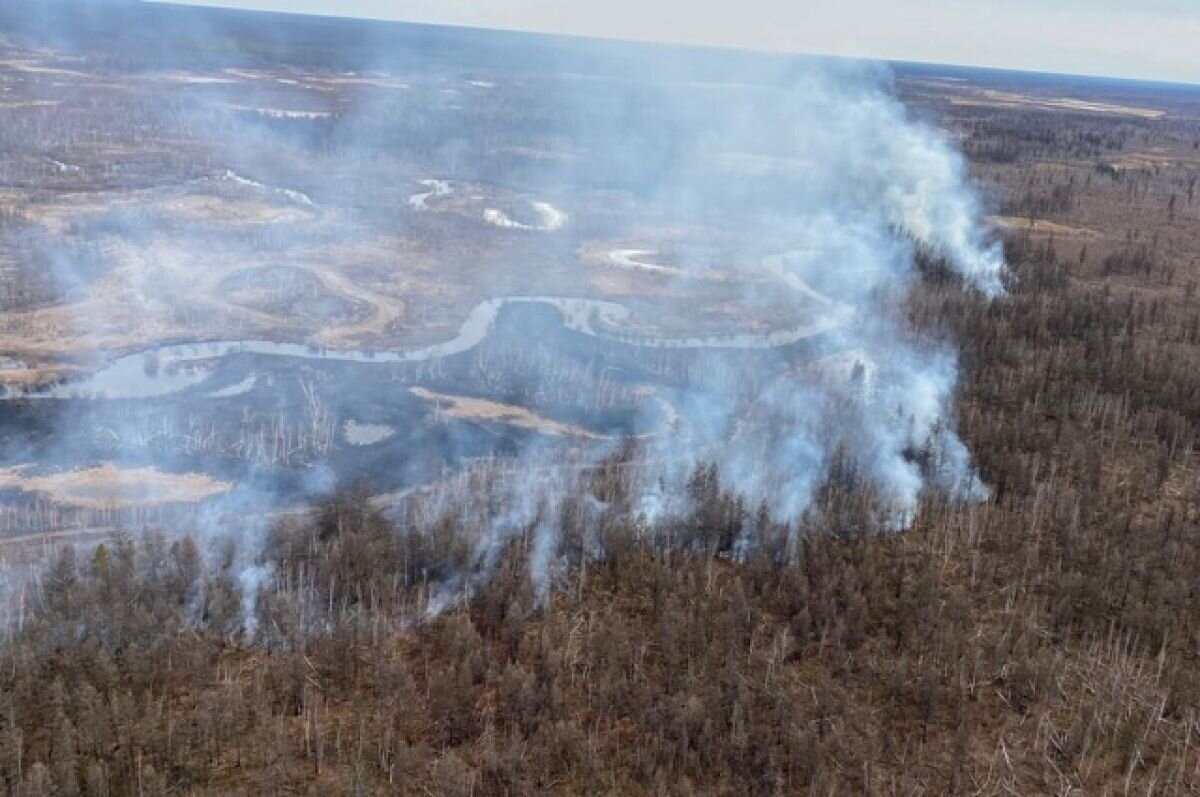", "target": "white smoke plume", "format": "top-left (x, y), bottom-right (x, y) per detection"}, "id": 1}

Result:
top-left (426, 60), bottom-right (1006, 605)
top-left (0, 7), bottom-right (1006, 616)
top-left (615, 69), bottom-right (1001, 490)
